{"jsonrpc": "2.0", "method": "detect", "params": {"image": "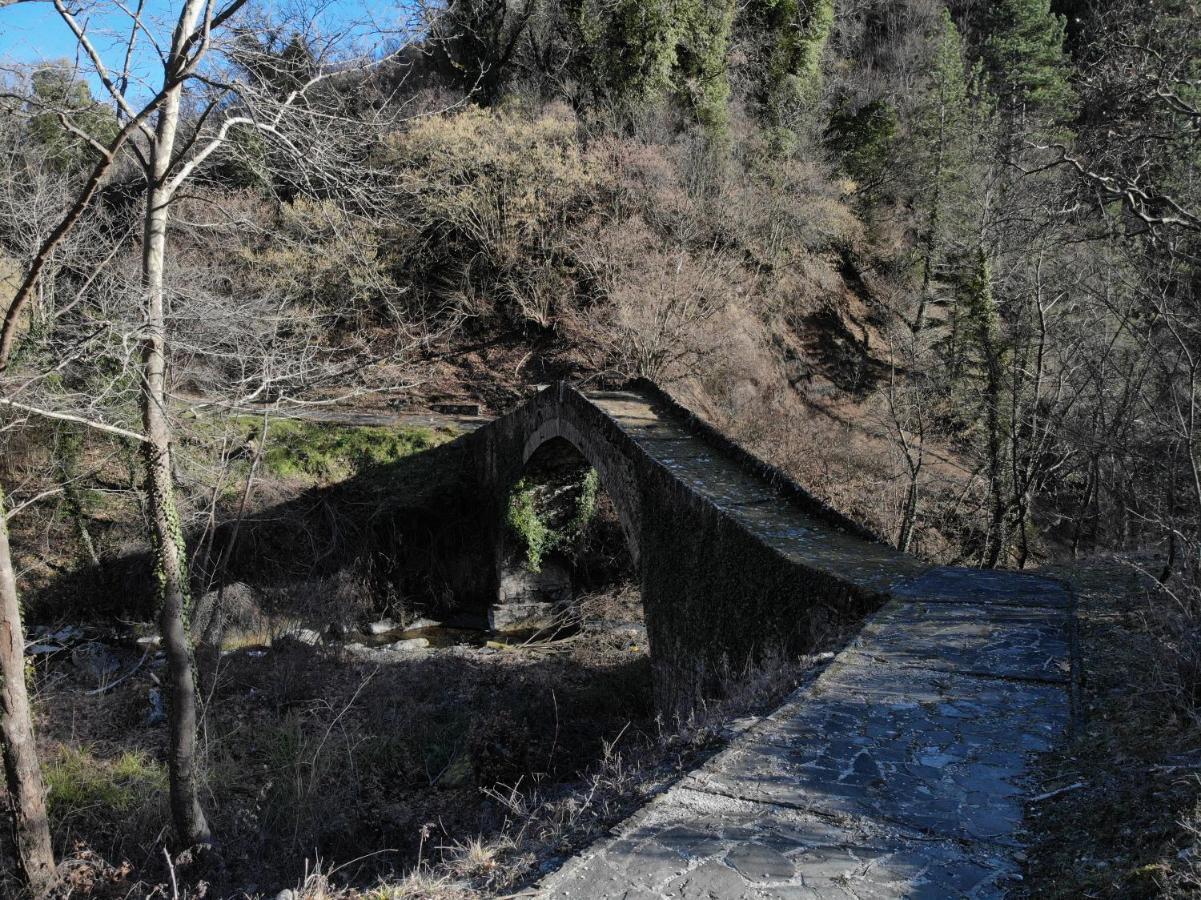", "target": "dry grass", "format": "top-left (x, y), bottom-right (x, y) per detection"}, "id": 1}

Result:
top-left (289, 858), bottom-right (470, 900)
top-left (340, 623), bottom-right (853, 898)
top-left (19, 583), bottom-right (639, 896)
top-left (17, 577), bottom-right (850, 899)
top-left (1021, 554), bottom-right (1201, 898)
